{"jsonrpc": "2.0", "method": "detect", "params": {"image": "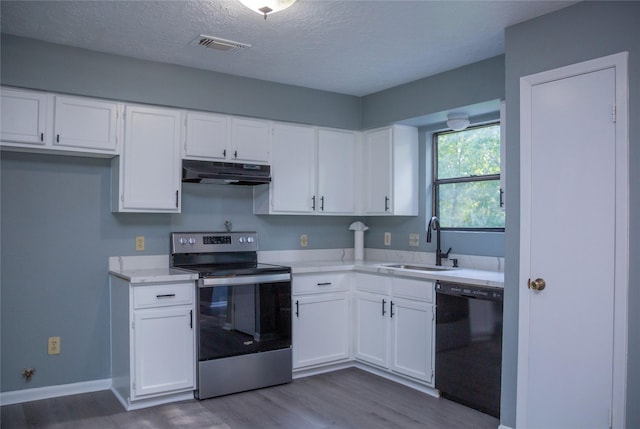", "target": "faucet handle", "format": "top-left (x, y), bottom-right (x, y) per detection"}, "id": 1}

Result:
top-left (442, 247), bottom-right (452, 258)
